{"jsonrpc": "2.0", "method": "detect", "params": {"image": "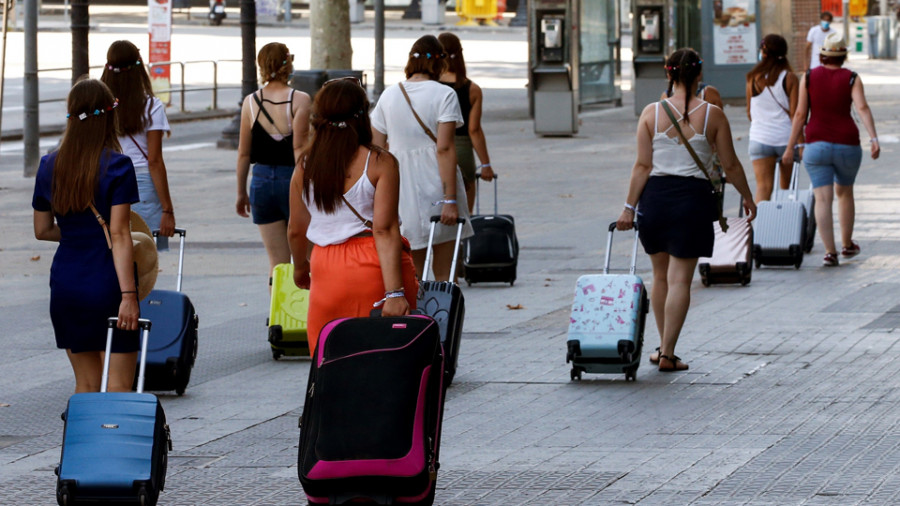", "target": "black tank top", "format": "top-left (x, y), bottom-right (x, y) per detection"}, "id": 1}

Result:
top-left (441, 79), bottom-right (471, 137)
top-left (250, 89), bottom-right (295, 166)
